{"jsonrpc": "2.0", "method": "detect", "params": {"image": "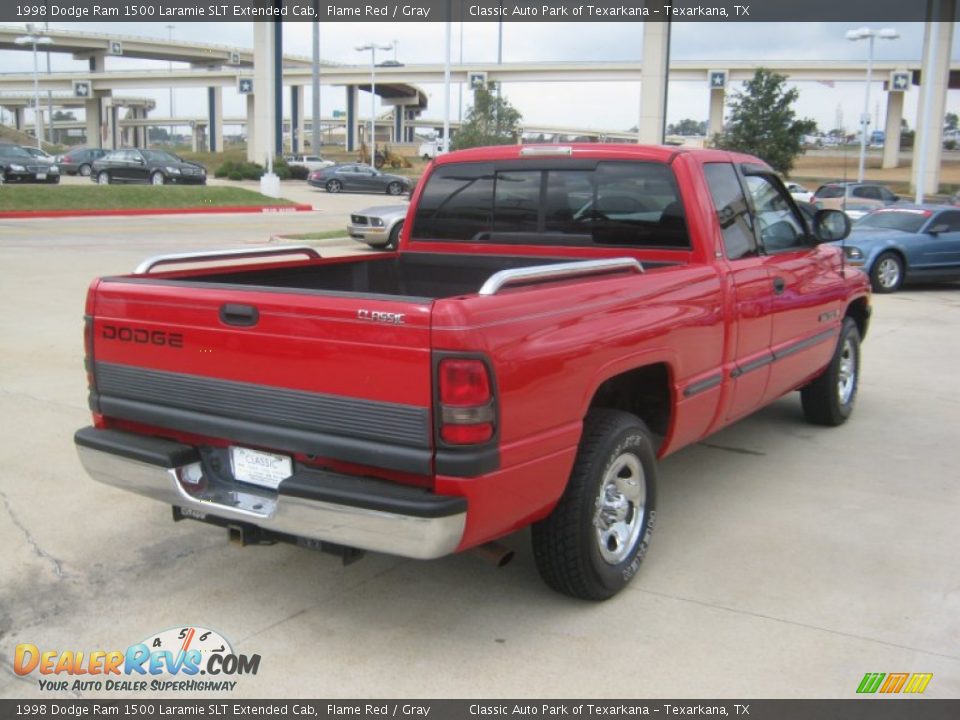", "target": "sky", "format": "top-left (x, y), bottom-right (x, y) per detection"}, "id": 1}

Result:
top-left (1, 21), bottom-right (958, 139)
